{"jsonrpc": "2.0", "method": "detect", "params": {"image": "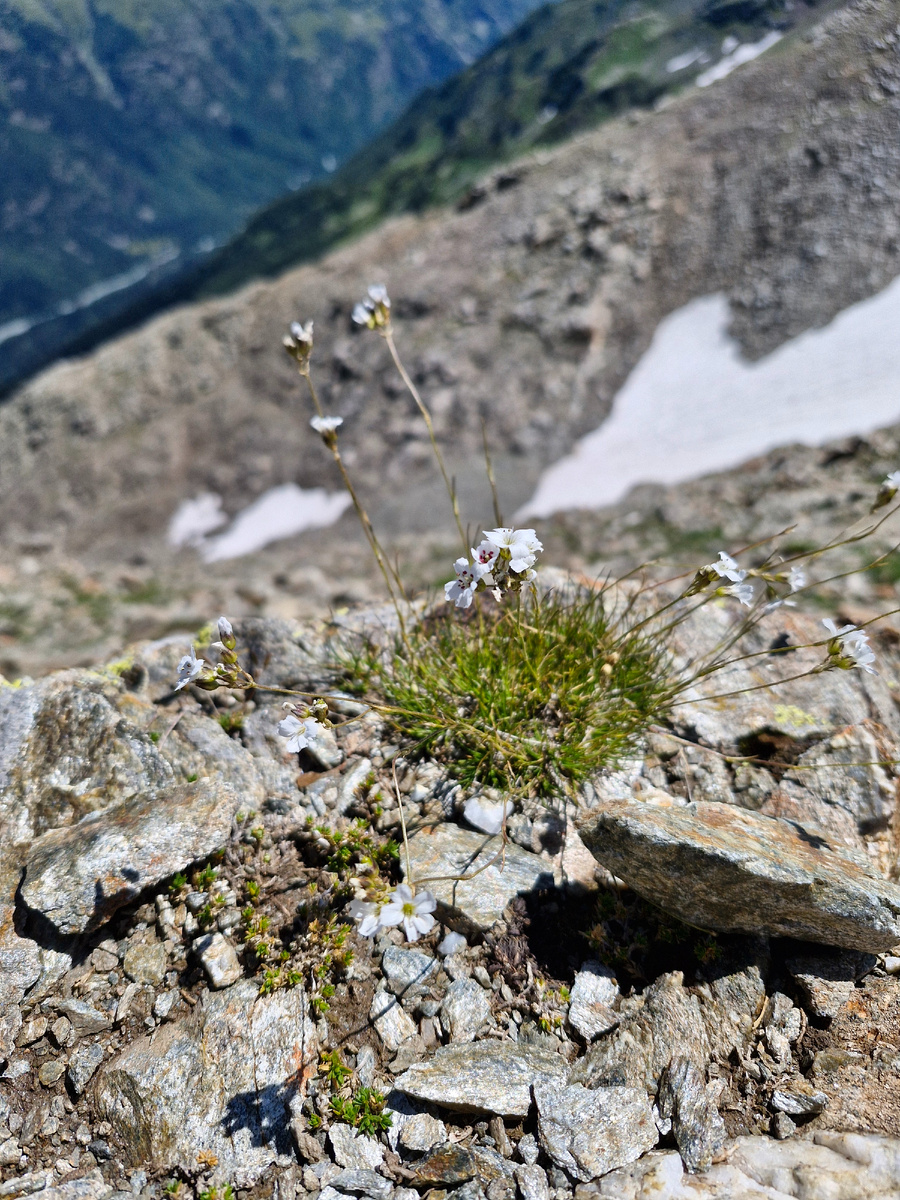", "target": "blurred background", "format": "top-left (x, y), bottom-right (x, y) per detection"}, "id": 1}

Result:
top-left (2, 0), bottom-right (900, 678)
